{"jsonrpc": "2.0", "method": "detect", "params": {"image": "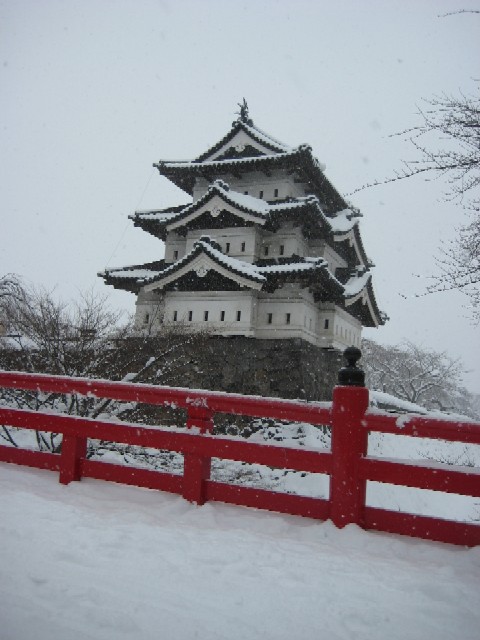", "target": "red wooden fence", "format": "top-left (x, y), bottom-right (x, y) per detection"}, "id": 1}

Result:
top-left (0, 370), bottom-right (479, 546)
